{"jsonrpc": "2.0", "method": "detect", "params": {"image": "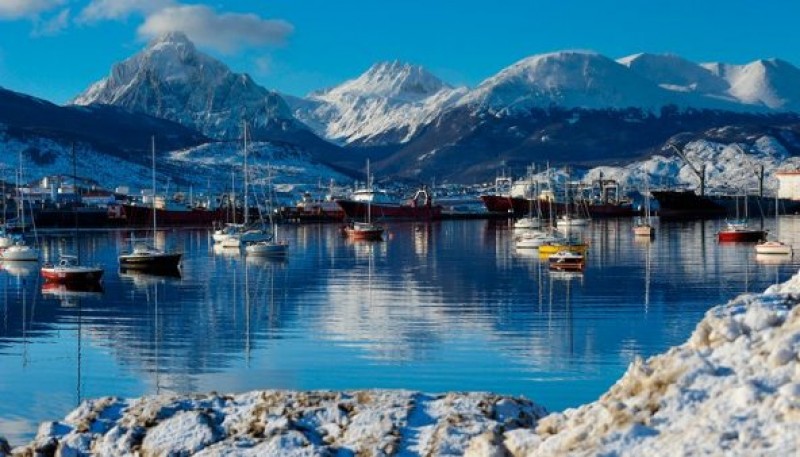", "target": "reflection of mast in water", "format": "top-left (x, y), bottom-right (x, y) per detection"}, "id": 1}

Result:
top-left (645, 239), bottom-right (651, 311)
top-left (75, 292), bottom-right (84, 406)
top-left (245, 256), bottom-right (250, 366)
